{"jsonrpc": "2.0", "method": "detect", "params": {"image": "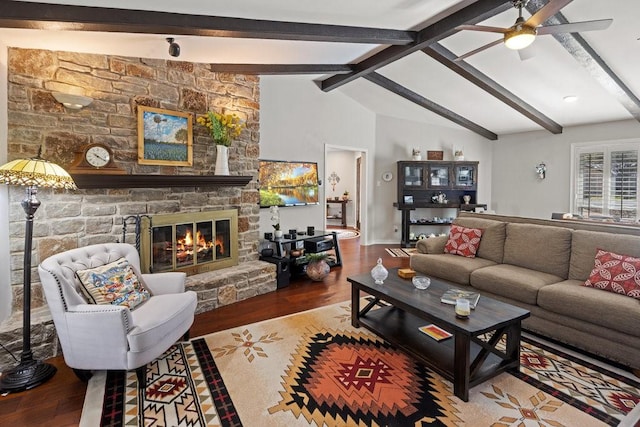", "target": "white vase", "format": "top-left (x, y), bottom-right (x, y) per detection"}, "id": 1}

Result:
top-left (215, 145), bottom-right (230, 175)
top-left (274, 230), bottom-right (283, 239)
